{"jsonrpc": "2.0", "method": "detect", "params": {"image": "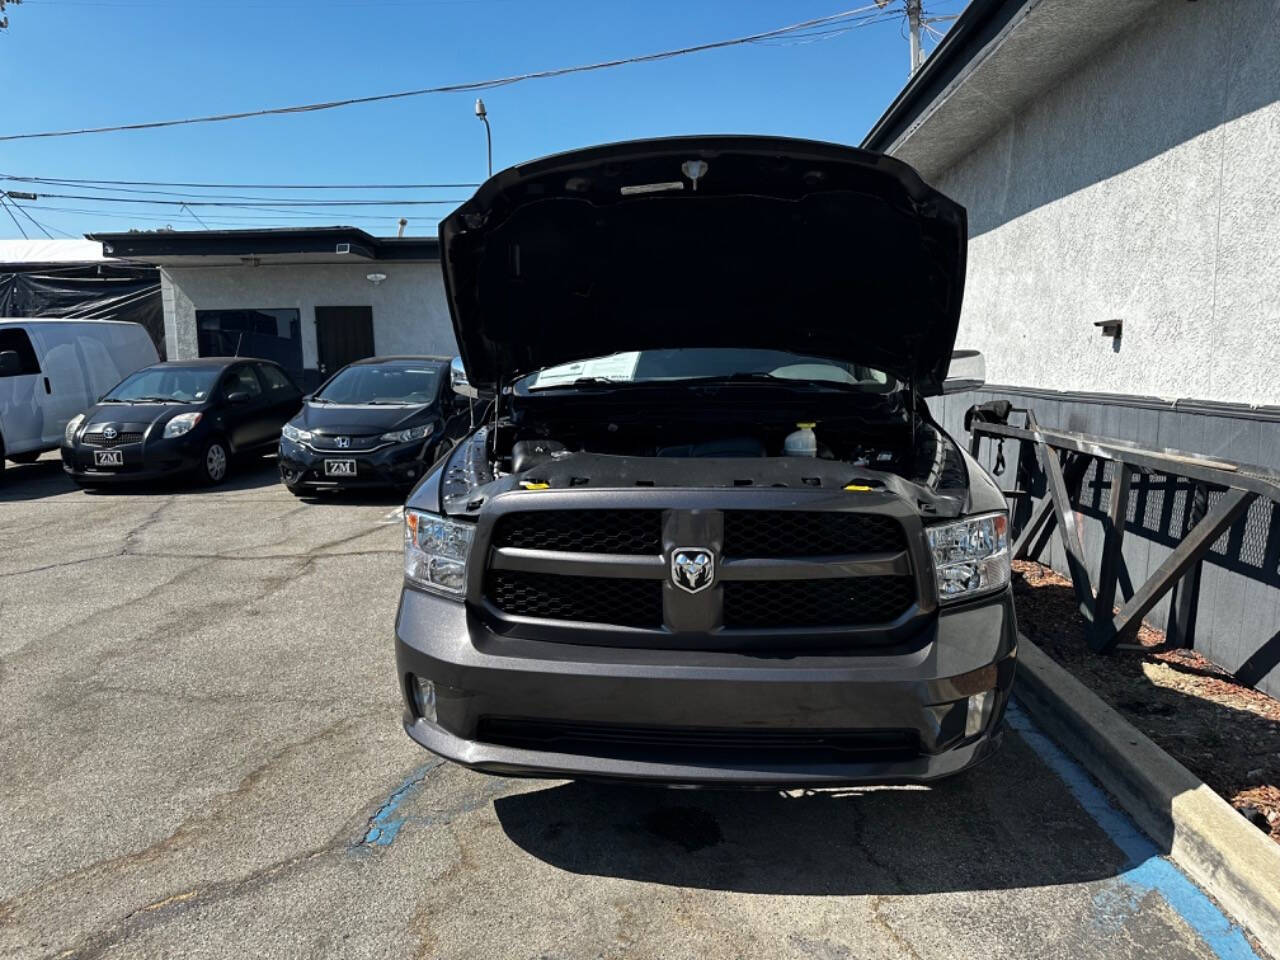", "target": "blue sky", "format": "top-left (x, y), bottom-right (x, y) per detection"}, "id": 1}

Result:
top-left (0, 0), bottom-right (965, 238)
